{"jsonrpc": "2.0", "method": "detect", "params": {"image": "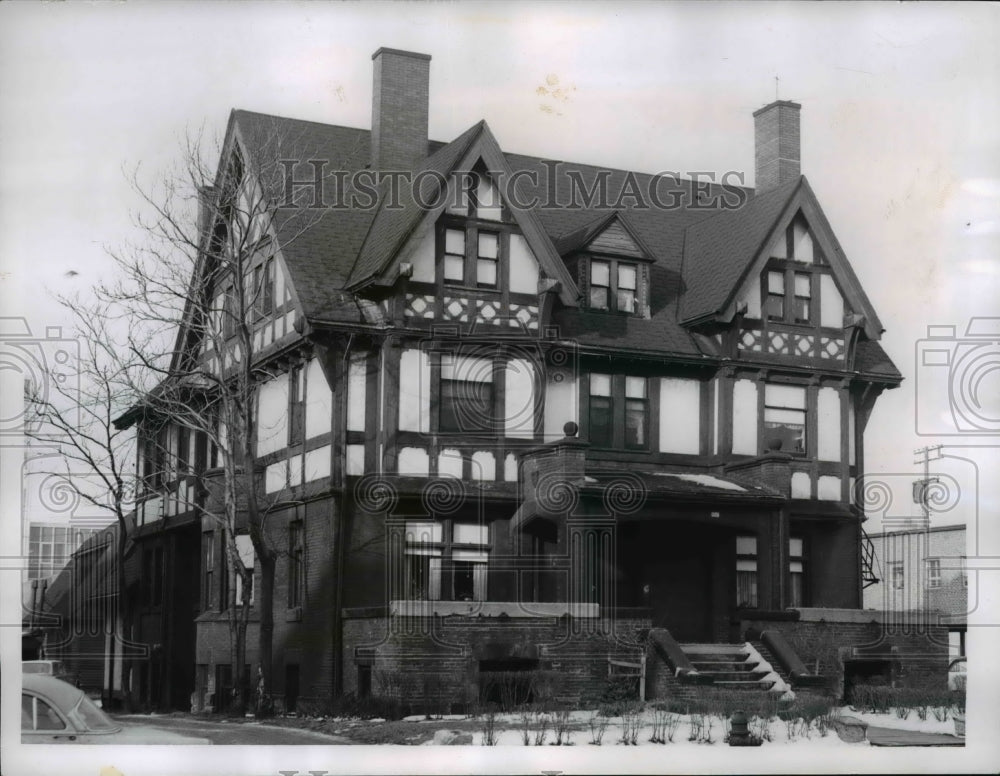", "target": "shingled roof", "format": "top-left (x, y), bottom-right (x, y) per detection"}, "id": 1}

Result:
top-left (227, 109), bottom-right (900, 379)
